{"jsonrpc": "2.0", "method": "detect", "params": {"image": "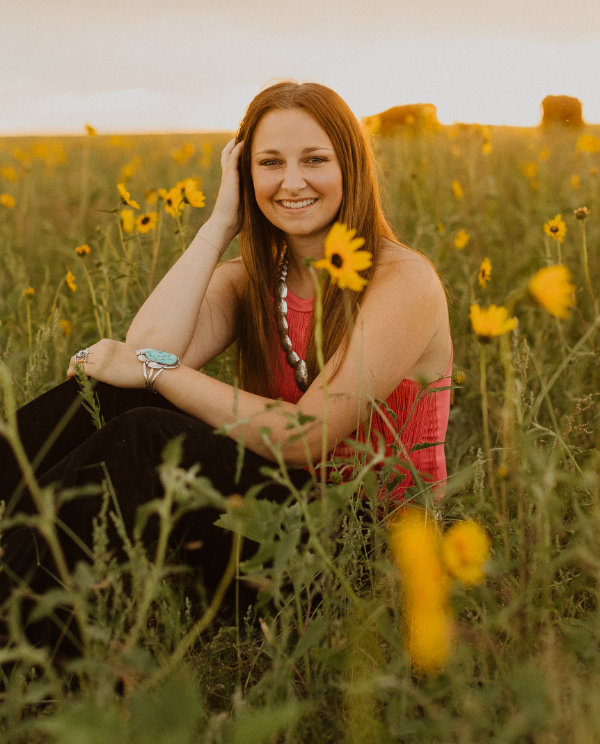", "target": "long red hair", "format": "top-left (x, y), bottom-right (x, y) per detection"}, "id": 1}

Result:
top-left (234, 81), bottom-right (396, 395)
